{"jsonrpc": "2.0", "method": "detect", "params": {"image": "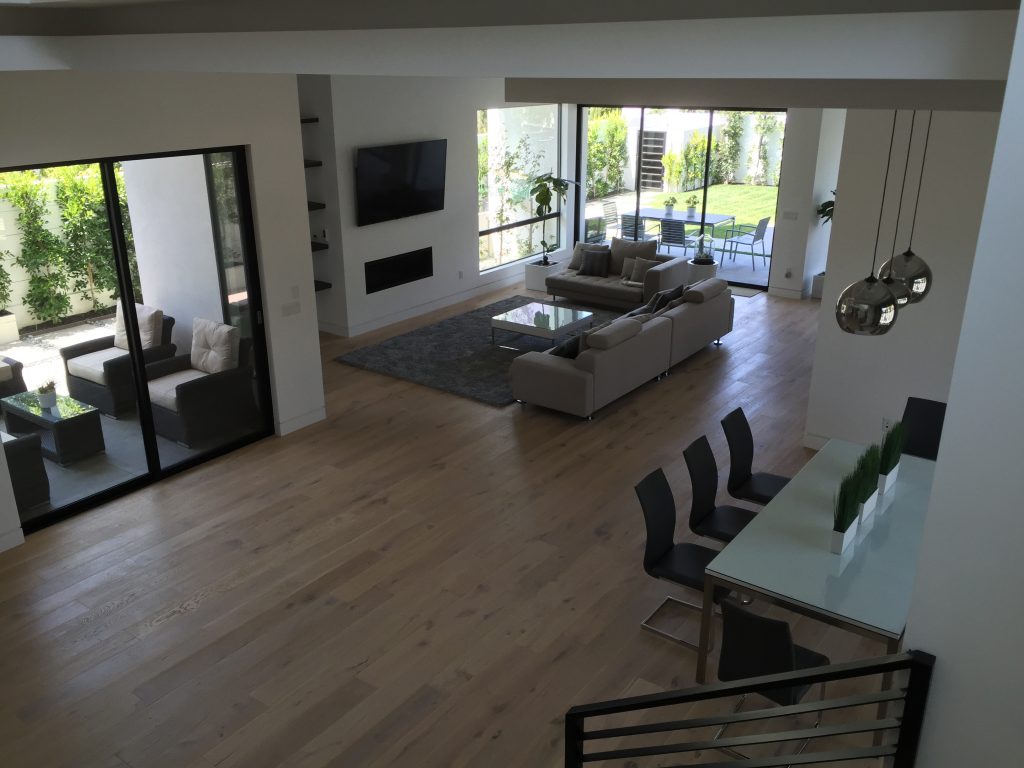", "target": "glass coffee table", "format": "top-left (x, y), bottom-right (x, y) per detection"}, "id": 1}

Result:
top-left (490, 301), bottom-right (594, 346)
top-left (1, 392), bottom-right (105, 465)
